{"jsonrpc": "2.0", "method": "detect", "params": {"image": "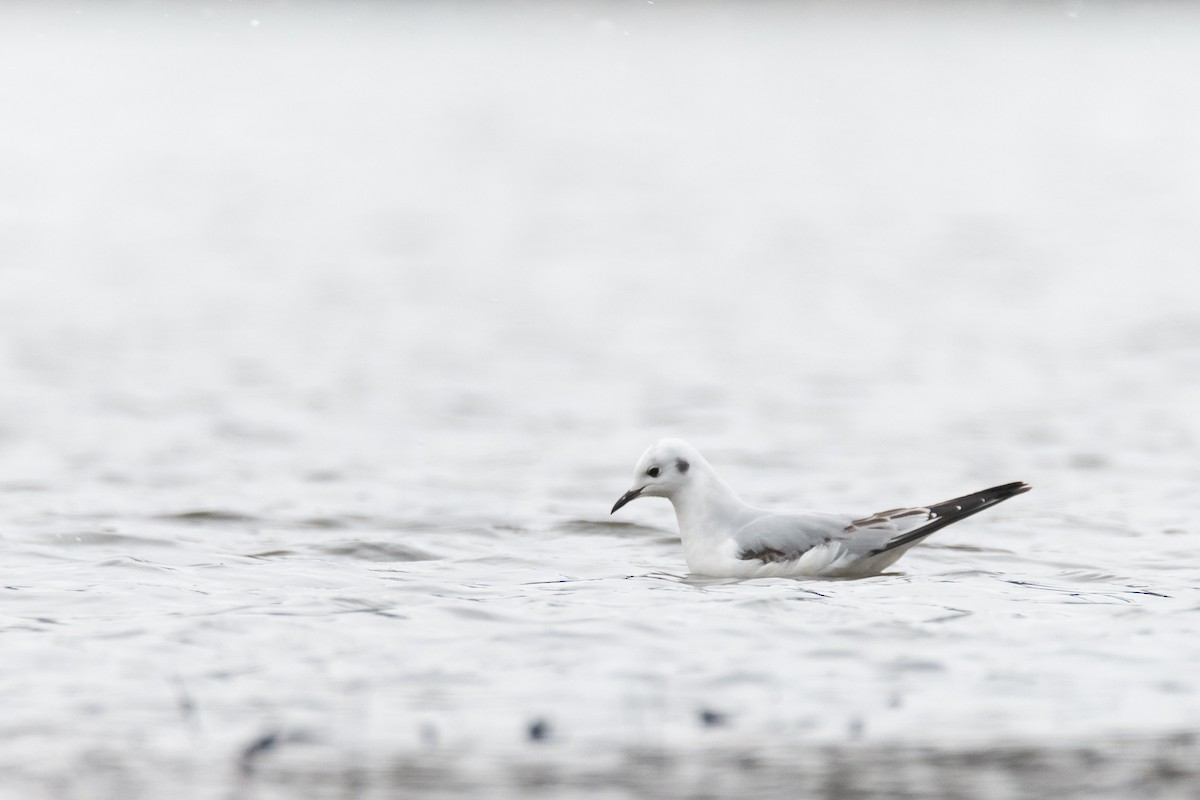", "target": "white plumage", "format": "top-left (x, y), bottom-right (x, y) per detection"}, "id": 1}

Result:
top-left (611, 439), bottom-right (1030, 578)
